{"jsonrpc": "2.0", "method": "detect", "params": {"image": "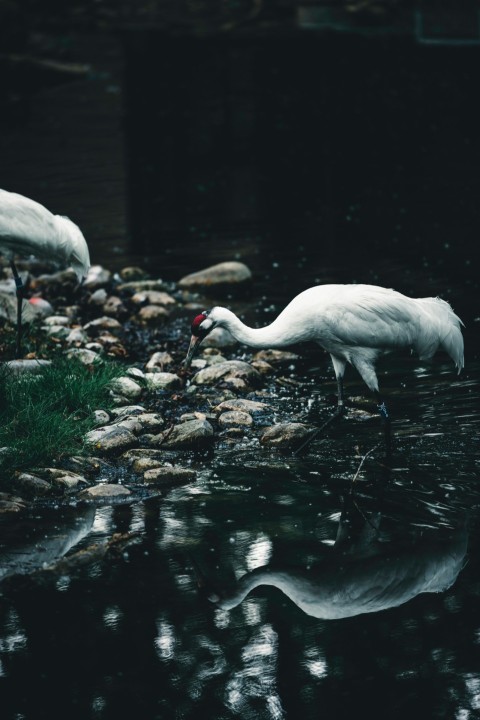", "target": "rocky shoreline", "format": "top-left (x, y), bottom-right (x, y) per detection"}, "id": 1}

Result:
top-left (0, 258), bottom-right (317, 514)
